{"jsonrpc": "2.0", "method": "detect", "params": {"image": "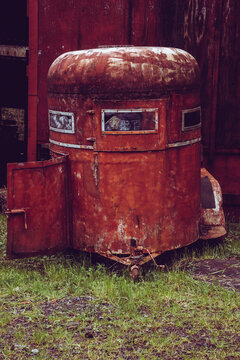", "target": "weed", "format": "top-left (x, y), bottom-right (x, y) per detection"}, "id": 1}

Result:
top-left (0, 215), bottom-right (239, 359)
